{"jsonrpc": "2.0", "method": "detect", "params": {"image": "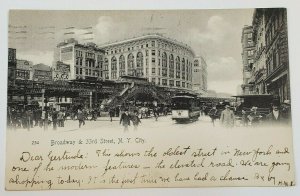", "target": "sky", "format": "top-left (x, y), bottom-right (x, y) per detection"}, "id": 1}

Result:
top-left (8, 9), bottom-right (254, 95)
